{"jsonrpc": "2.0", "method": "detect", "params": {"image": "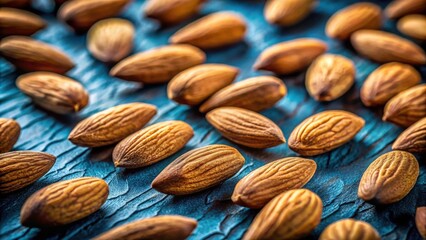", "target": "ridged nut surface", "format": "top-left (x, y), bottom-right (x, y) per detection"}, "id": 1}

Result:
top-left (392, 117), bottom-right (426, 153)
top-left (0, 118), bottom-right (20, 153)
